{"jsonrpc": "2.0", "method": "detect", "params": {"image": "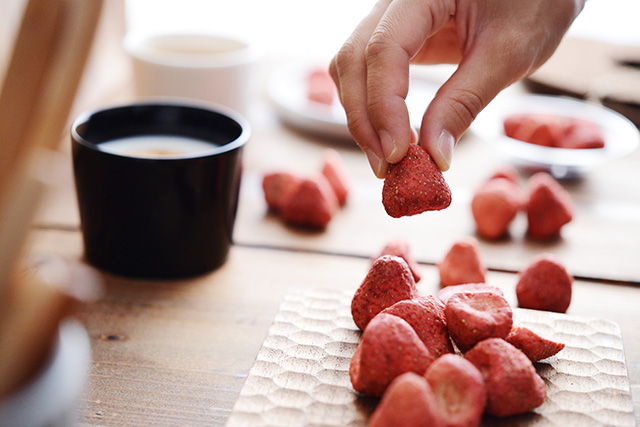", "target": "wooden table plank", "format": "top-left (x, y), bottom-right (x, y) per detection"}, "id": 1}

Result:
top-left (23, 229), bottom-right (640, 426)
